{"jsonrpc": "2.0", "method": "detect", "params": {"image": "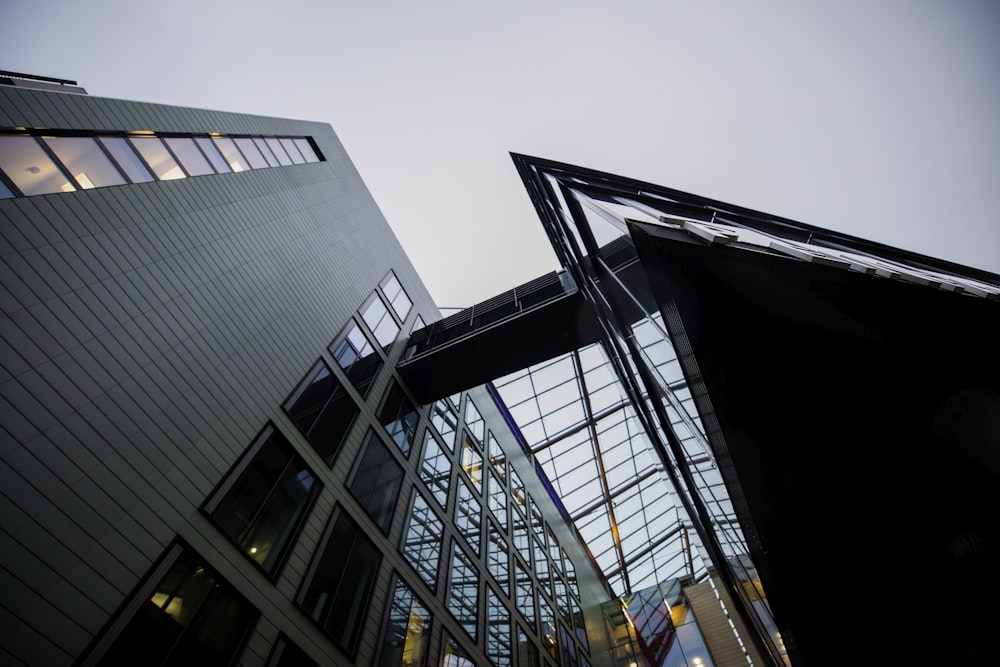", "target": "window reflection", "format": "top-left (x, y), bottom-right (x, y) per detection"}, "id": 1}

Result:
top-left (213, 137), bottom-right (247, 172)
top-left (460, 435), bottom-right (483, 492)
top-left (514, 559), bottom-right (535, 631)
top-left (42, 136), bottom-right (126, 188)
top-left (380, 270), bottom-right (413, 322)
top-left (0, 135), bottom-right (75, 195)
top-left (487, 522), bottom-right (510, 594)
top-left (280, 138), bottom-right (305, 164)
top-left (349, 430), bottom-right (404, 535)
top-left (539, 598), bottom-right (560, 663)
top-left (418, 432), bottom-right (451, 508)
top-left (378, 382), bottom-right (420, 457)
top-left (378, 576), bottom-right (431, 667)
top-left (455, 480), bottom-right (481, 555)
top-left (447, 545), bottom-right (479, 641)
top-left (402, 492), bottom-right (442, 589)
top-left (330, 317), bottom-right (383, 398)
top-left (486, 588), bottom-right (513, 667)
top-left (517, 626), bottom-right (540, 667)
top-left (487, 432), bottom-right (506, 481)
top-left (464, 399), bottom-right (485, 443)
top-left (99, 136), bottom-right (155, 183)
top-left (294, 138), bottom-right (320, 162)
top-left (163, 137), bottom-right (213, 176)
top-left (361, 292), bottom-right (401, 350)
top-left (234, 137), bottom-right (268, 169)
top-left (284, 360), bottom-right (359, 465)
top-left (487, 471), bottom-right (508, 531)
top-left (265, 137), bottom-right (294, 166)
top-left (430, 400), bottom-right (458, 451)
top-left (194, 137), bottom-right (230, 174)
top-left (130, 136), bottom-right (186, 180)
top-left (439, 632), bottom-right (475, 667)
